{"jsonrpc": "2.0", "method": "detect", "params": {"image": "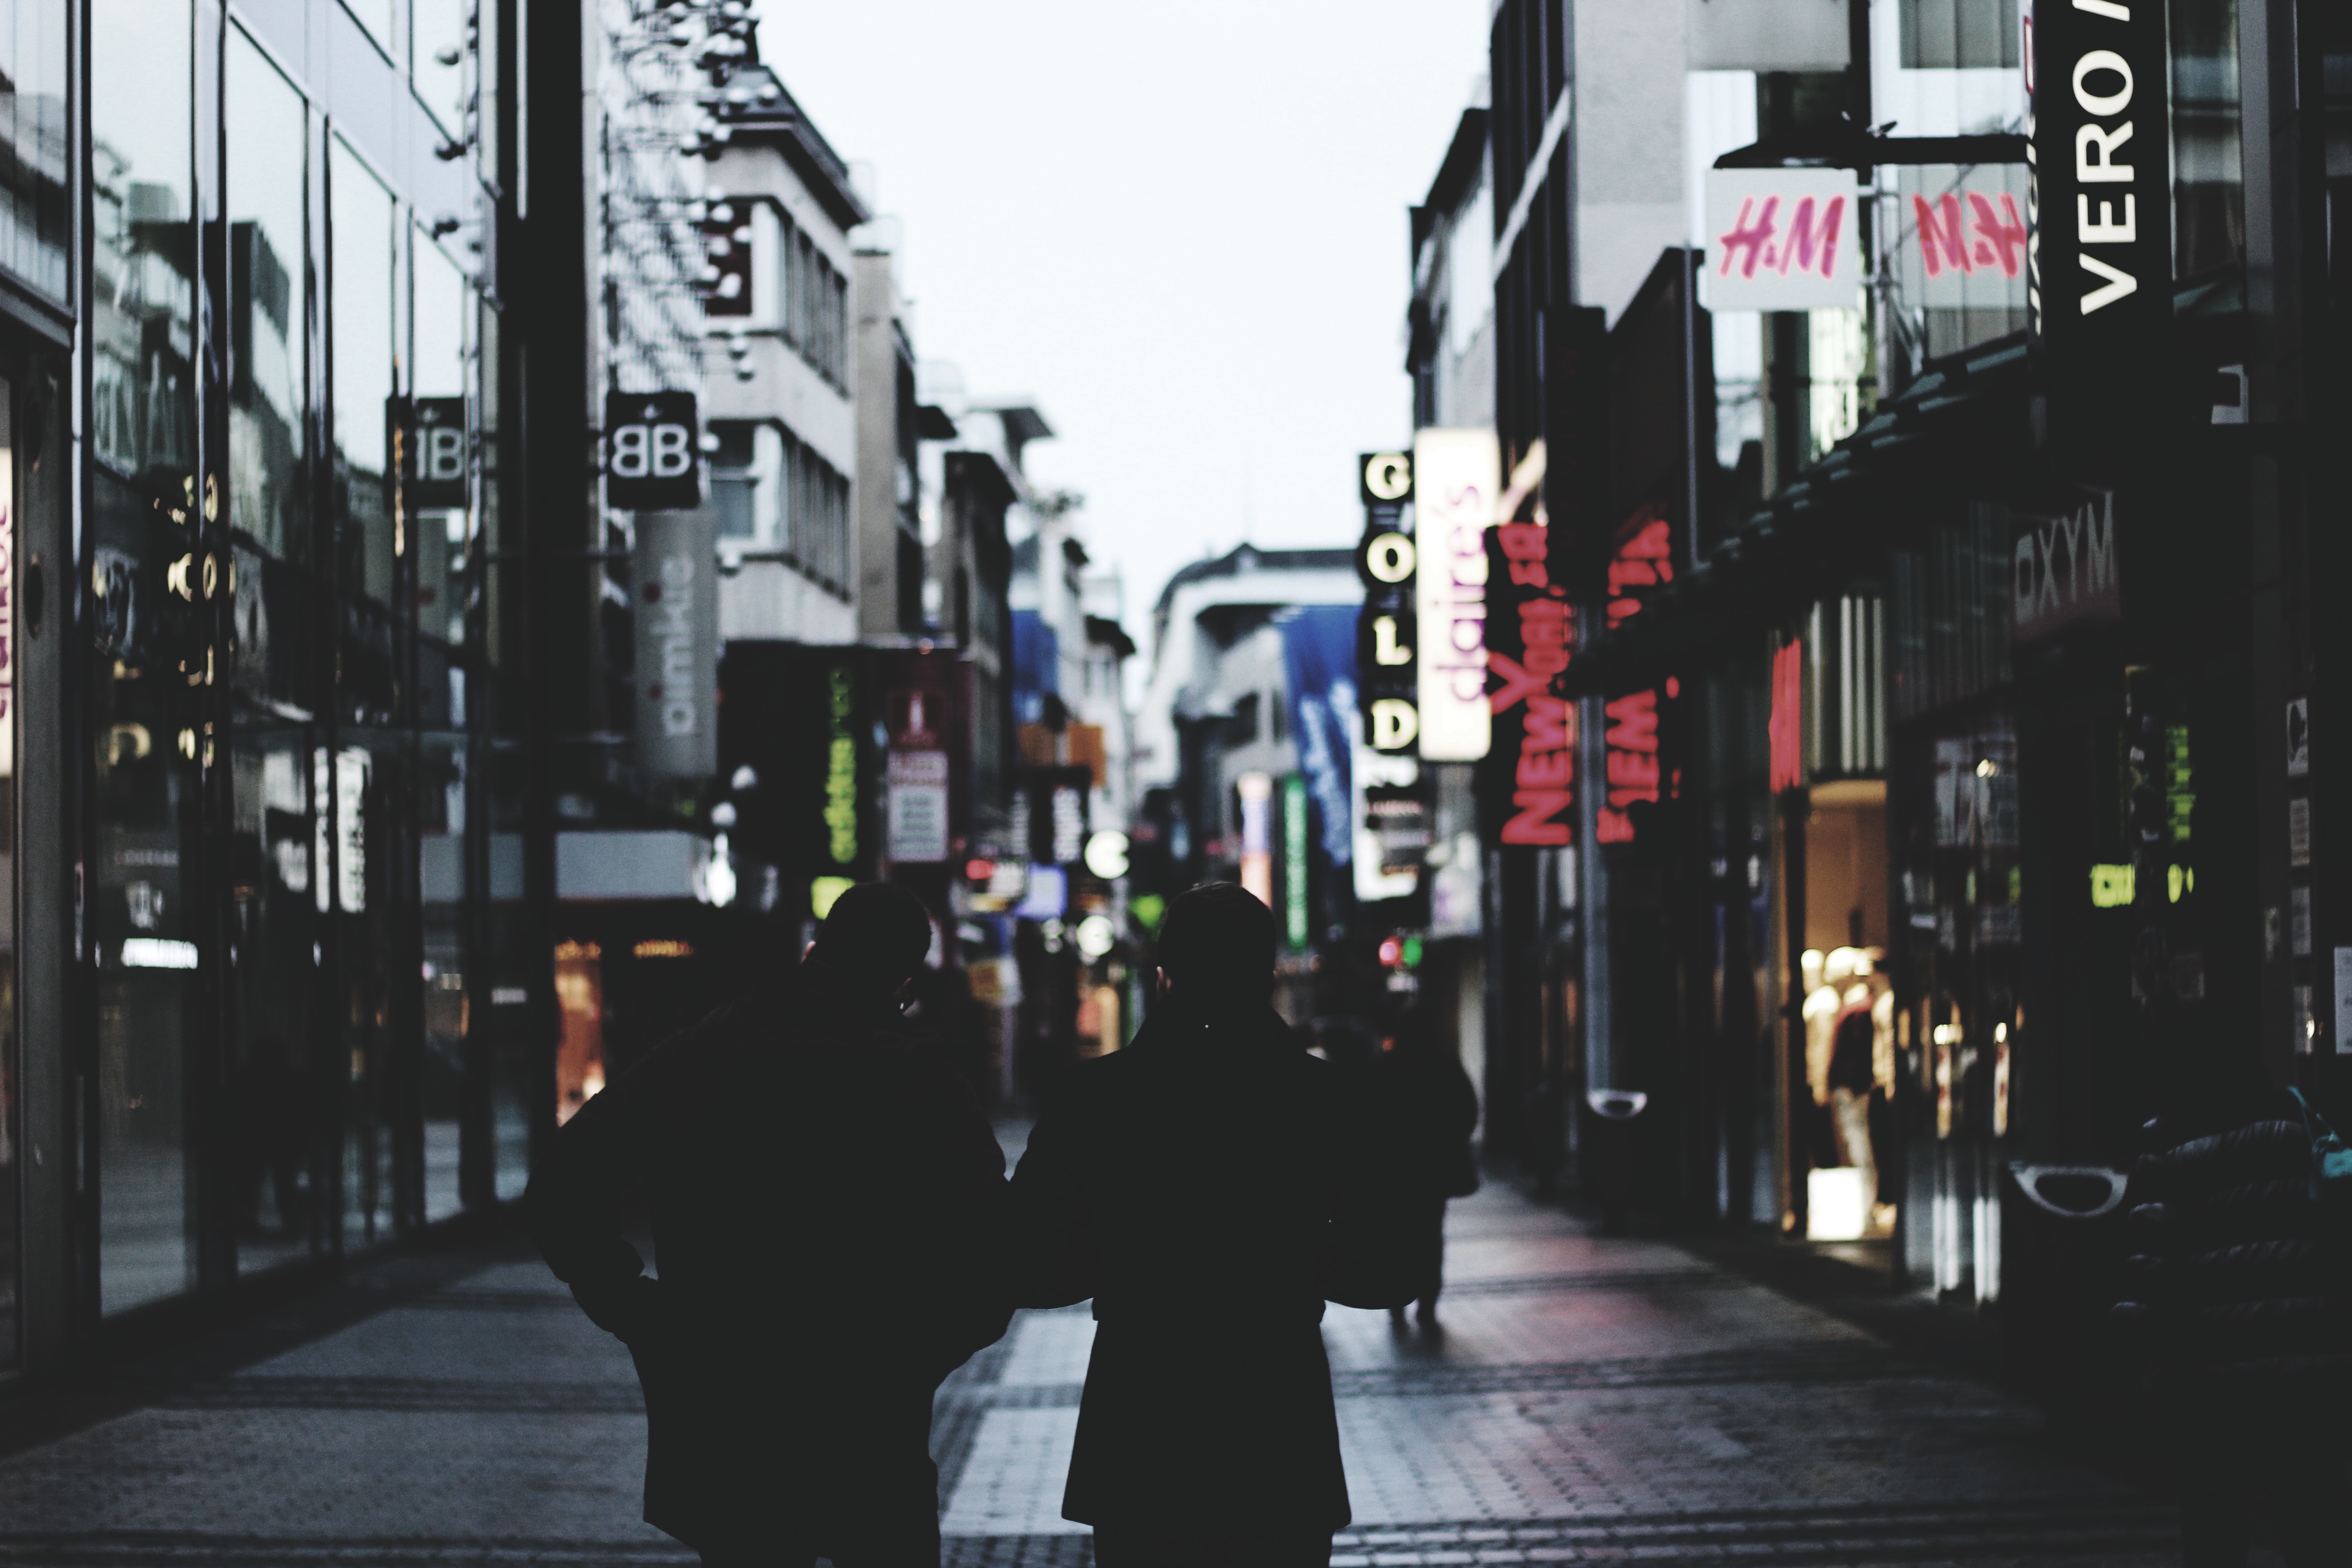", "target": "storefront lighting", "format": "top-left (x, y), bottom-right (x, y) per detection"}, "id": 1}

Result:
top-left (122, 938), bottom-right (199, 970)
top-left (965, 857), bottom-right (996, 884)
top-left (1975, 759), bottom-right (1998, 777)
top-left (1075, 915), bottom-right (1116, 960)
top-left (1083, 831), bottom-right (1129, 880)
top-left (2089, 862), bottom-right (2134, 907)
top-left (810, 875), bottom-right (853, 919)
